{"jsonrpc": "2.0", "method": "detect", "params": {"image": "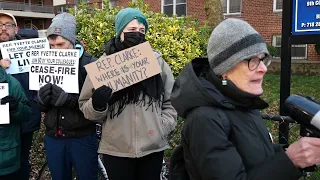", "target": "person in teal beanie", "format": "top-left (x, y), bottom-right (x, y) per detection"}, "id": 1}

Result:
top-left (79, 7), bottom-right (177, 180)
